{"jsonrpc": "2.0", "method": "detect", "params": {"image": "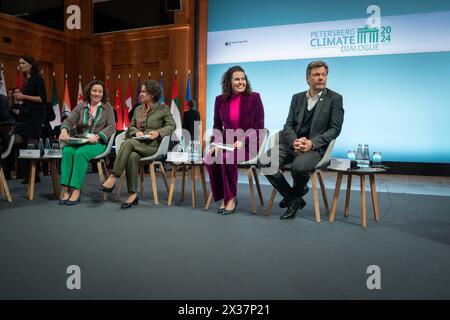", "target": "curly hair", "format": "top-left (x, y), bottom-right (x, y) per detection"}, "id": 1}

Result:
top-left (83, 80), bottom-right (106, 104)
top-left (221, 65), bottom-right (252, 99)
top-left (142, 79), bottom-right (162, 103)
